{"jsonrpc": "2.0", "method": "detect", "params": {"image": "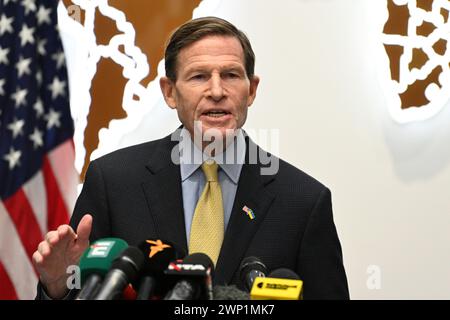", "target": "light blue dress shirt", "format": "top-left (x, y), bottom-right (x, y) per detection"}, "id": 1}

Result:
top-left (178, 128), bottom-right (246, 243)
